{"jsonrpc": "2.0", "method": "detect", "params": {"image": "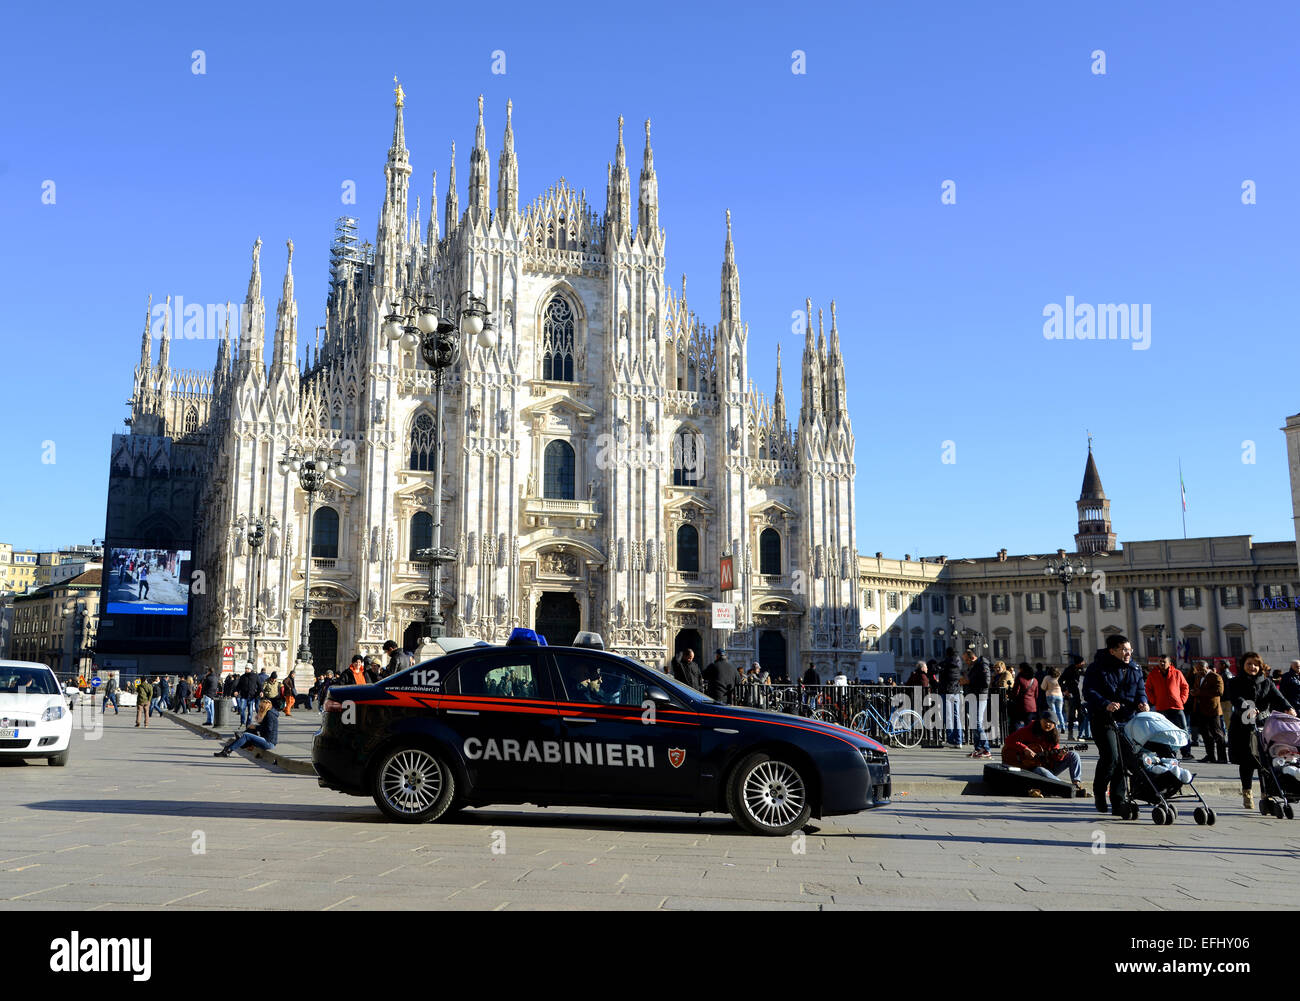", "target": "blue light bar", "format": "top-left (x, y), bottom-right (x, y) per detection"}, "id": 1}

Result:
top-left (507, 627), bottom-right (548, 646)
